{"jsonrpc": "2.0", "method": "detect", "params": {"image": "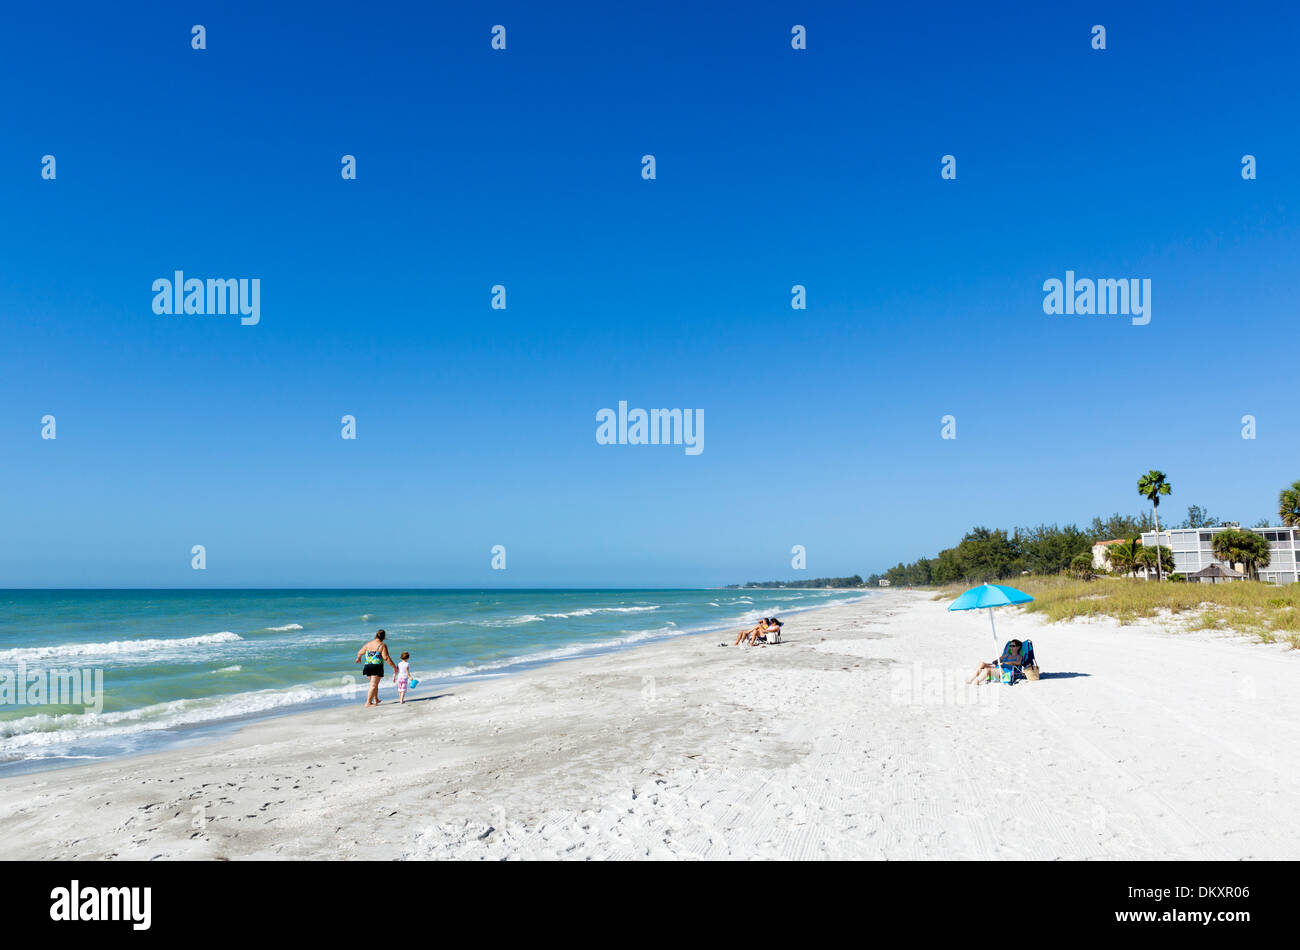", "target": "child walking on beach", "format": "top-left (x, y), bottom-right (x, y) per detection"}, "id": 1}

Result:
top-left (394, 652), bottom-right (412, 703)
